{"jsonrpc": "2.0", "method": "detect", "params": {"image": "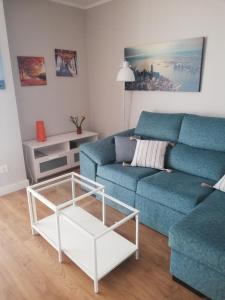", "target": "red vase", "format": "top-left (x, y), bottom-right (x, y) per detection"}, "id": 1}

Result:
top-left (36, 120), bottom-right (47, 142)
top-left (77, 126), bottom-right (82, 134)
